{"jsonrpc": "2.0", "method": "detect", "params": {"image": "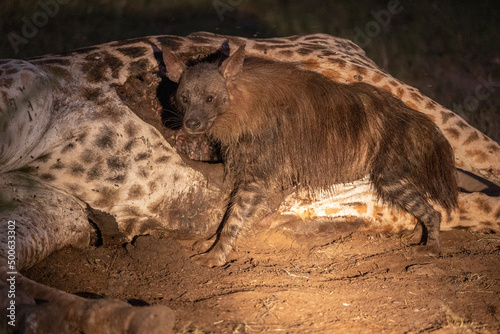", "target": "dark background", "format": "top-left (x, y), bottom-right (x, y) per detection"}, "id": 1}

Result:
top-left (1, 0), bottom-right (498, 142)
